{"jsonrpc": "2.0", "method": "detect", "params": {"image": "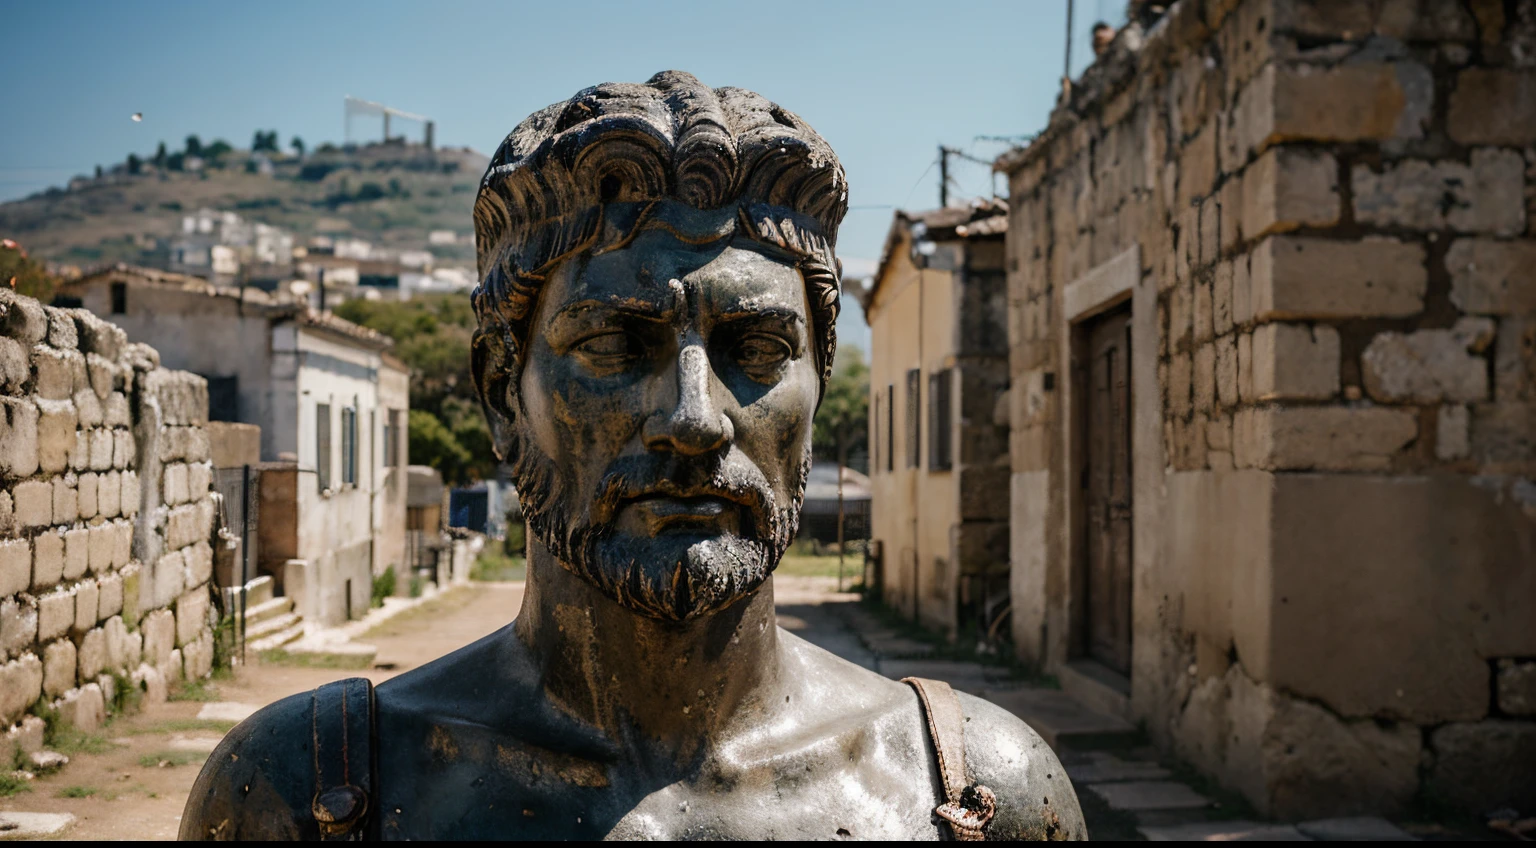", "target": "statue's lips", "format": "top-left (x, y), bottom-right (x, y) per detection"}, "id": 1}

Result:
top-left (617, 493), bottom-right (745, 534)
